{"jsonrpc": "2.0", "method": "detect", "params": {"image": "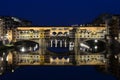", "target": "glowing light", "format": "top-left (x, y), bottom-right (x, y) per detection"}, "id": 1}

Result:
top-left (114, 55), bottom-right (118, 59)
top-left (3, 53), bottom-right (5, 56)
top-left (94, 46), bottom-right (98, 49)
top-left (1, 67), bottom-right (3, 70)
top-left (80, 43), bottom-right (89, 49)
top-left (1, 57), bottom-right (3, 61)
top-left (94, 40), bottom-right (98, 43)
top-left (103, 60), bottom-right (106, 63)
top-left (67, 58), bottom-right (70, 62)
top-left (115, 37), bottom-right (117, 40)
top-left (20, 47), bottom-right (25, 52)
top-left (35, 44), bottom-right (38, 49)
top-left (6, 55), bottom-right (8, 61)
top-left (12, 69), bottom-right (14, 72)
